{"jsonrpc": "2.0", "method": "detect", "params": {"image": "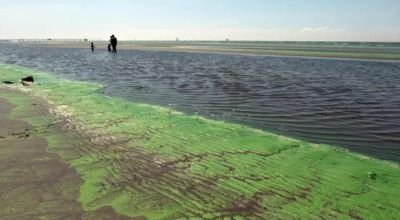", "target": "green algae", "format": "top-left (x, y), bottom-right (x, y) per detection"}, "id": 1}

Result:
top-left (0, 88), bottom-right (141, 219)
top-left (0, 91), bottom-right (85, 219)
top-left (1, 63), bottom-right (400, 219)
